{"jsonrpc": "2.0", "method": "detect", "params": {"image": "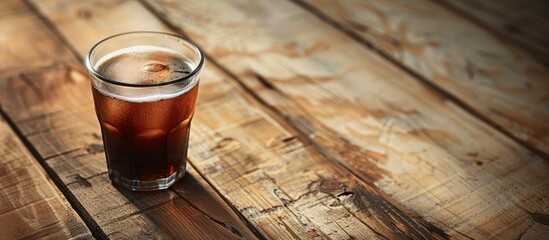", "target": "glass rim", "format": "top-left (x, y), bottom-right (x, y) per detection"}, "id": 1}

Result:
top-left (85, 31), bottom-right (204, 88)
